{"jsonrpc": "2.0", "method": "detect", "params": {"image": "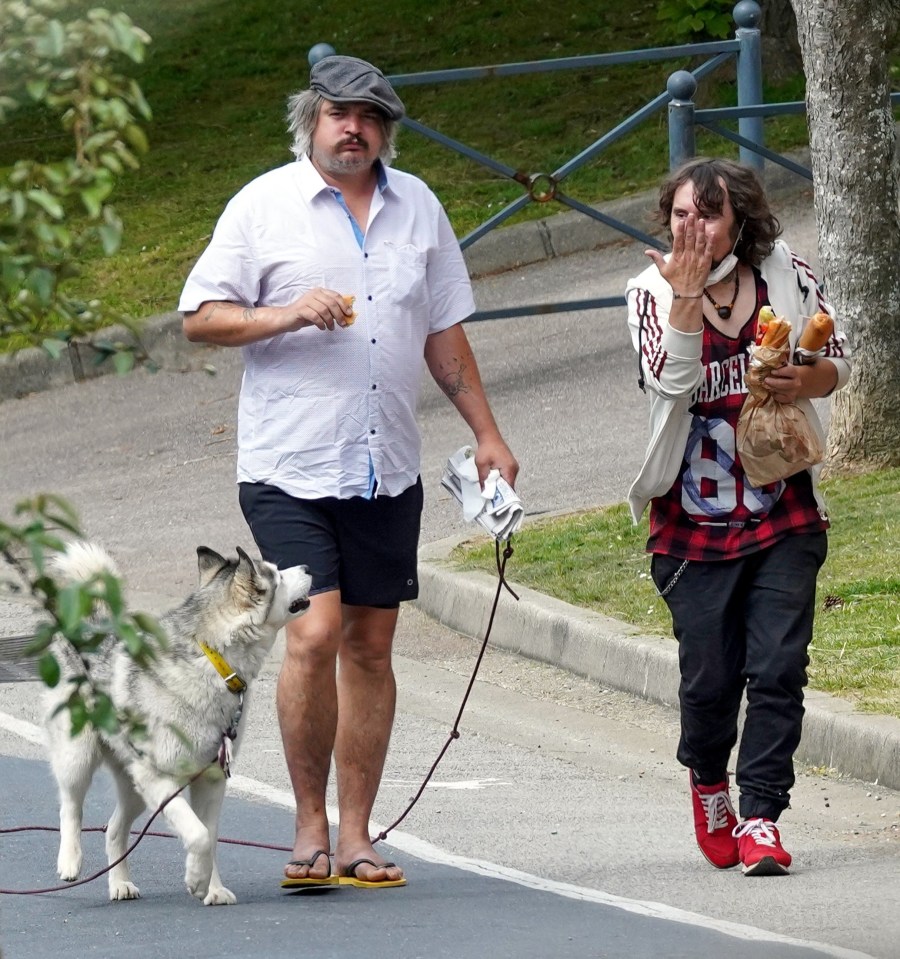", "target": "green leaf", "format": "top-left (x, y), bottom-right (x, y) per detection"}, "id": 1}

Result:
top-left (57, 585), bottom-right (90, 634)
top-left (68, 696), bottom-right (89, 736)
top-left (123, 124), bottom-right (149, 155)
top-left (110, 14), bottom-right (150, 63)
top-left (25, 79), bottom-right (49, 102)
top-left (80, 184), bottom-right (109, 218)
top-left (117, 622), bottom-right (140, 655)
top-left (128, 79), bottom-right (152, 121)
top-left (99, 153), bottom-right (125, 175)
top-left (42, 338), bottom-right (67, 360)
top-left (82, 130), bottom-right (119, 155)
top-left (98, 222), bottom-right (122, 255)
top-left (34, 20), bottom-right (67, 59)
top-left (102, 571), bottom-right (124, 615)
top-left (25, 622), bottom-right (57, 657)
top-left (133, 612), bottom-right (166, 648)
top-left (26, 189), bottom-right (64, 219)
top-left (90, 693), bottom-right (120, 734)
top-left (38, 652), bottom-right (61, 688)
top-left (113, 350), bottom-right (135, 375)
top-left (9, 190), bottom-right (27, 221)
top-left (26, 267), bottom-right (55, 304)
